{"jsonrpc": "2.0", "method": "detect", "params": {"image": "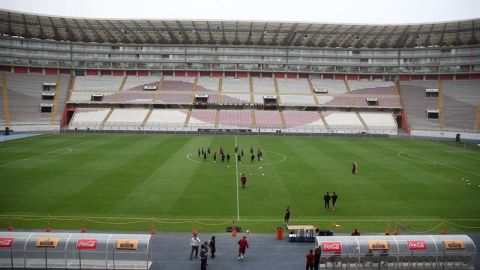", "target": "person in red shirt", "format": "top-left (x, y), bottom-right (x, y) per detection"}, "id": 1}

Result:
top-left (241, 173), bottom-right (247, 189)
top-left (305, 249), bottom-right (314, 270)
top-left (238, 236), bottom-right (249, 260)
